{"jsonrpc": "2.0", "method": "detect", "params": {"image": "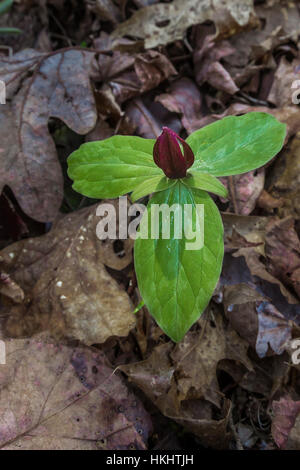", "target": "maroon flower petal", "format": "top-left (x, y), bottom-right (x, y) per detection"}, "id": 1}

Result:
top-left (153, 127), bottom-right (194, 179)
